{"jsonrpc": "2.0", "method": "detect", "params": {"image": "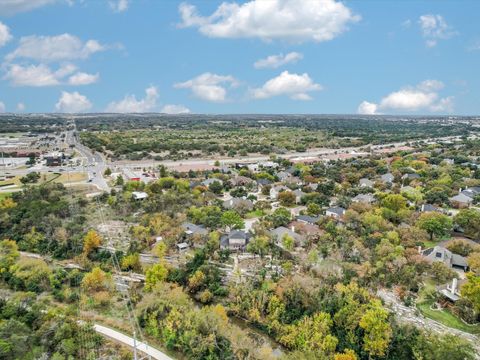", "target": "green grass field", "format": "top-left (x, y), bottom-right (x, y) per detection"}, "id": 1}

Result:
top-left (245, 209), bottom-right (266, 219)
top-left (417, 300), bottom-right (480, 334)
